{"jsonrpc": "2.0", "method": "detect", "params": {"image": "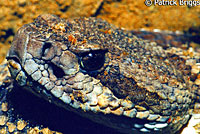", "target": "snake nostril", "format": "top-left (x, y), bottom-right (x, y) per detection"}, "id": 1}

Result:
top-left (42, 42), bottom-right (52, 57)
top-left (49, 63), bottom-right (65, 78)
